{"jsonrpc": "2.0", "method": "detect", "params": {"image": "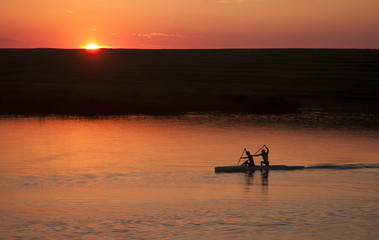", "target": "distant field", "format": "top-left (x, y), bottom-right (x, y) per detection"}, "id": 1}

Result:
top-left (0, 49), bottom-right (378, 115)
